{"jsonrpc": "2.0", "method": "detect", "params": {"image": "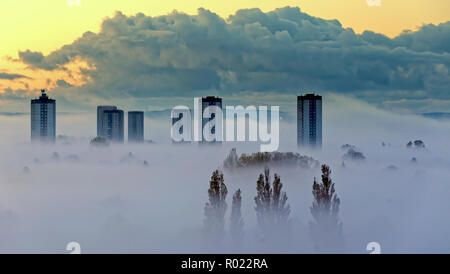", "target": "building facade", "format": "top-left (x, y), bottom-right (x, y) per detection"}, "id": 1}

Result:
top-left (97, 106), bottom-right (117, 137)
top-left (201, 96), bottom-right (222, 143)
top-left (297, 94), bottom-right (322, 147)
top-left (31, 89), bottom-right (56, 143)
top-left (102, 109), bottom-right (124, 143)
top-left (128, 111), bottom-right (144, 143)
